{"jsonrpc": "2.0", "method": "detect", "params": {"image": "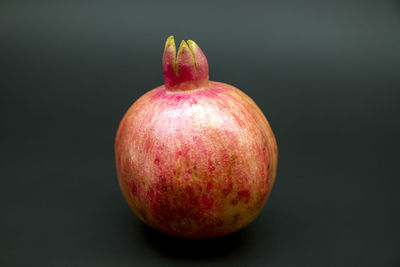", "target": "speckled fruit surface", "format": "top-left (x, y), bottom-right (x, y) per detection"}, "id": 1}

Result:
top-left (115, 36), bottom-right (278, 239)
